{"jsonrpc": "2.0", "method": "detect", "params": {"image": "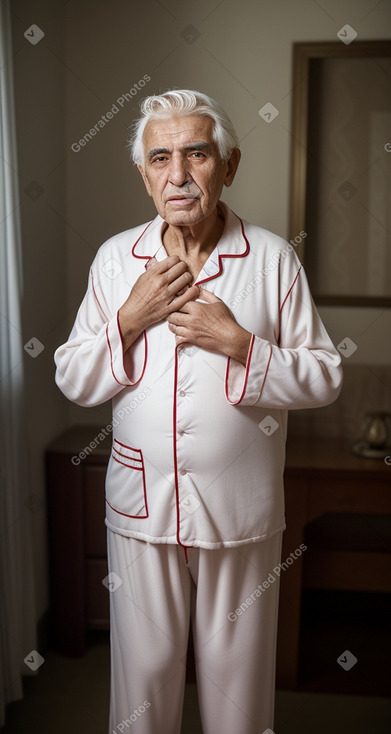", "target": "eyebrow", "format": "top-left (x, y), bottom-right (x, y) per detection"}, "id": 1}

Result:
top-left (147, 141), bottom-right (211, 161)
